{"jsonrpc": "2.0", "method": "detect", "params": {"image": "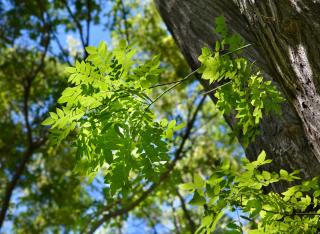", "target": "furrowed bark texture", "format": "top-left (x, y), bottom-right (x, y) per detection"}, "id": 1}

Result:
top-left (154, 0), bottom-right (320, 192)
